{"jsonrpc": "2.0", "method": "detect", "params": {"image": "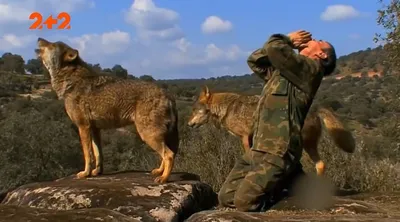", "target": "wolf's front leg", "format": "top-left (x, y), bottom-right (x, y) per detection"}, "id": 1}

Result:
top-left (91, 128), bottom-right (103, 176)
top-left (155, 146), bottom-right (175, 183)
top-left (77, 125), bottom-right (92, 178)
